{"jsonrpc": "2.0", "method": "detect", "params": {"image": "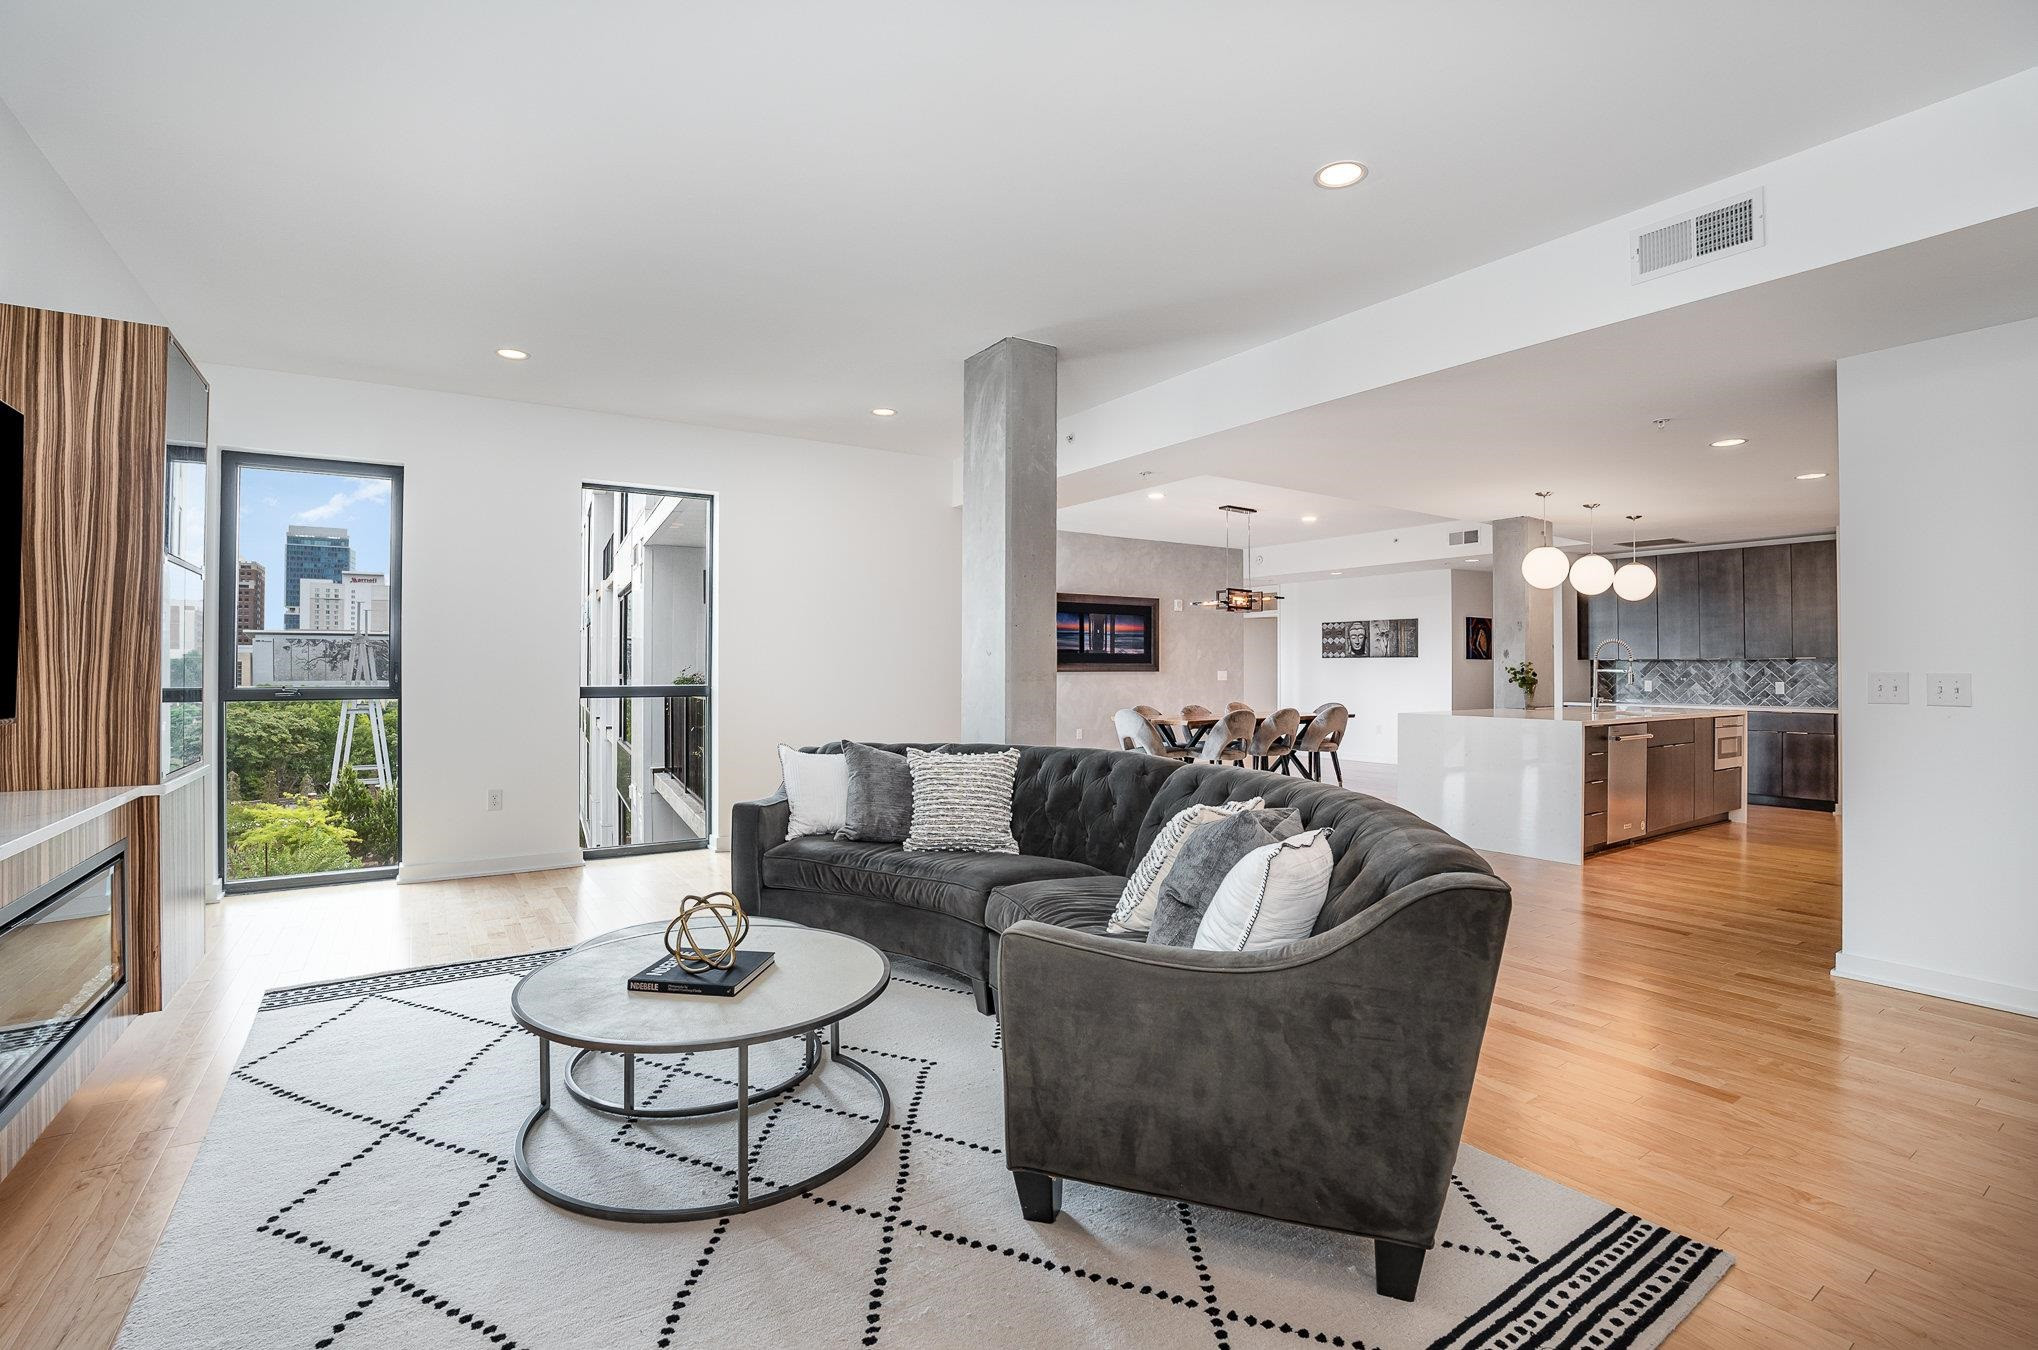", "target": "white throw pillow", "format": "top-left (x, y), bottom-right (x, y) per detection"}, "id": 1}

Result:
top-left (778, 745), bottom-right (848, 839)
top-left (1192, 828), bottom-right (1334, 952)
top-left (1108, 797), bottom-right (1264, 934)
